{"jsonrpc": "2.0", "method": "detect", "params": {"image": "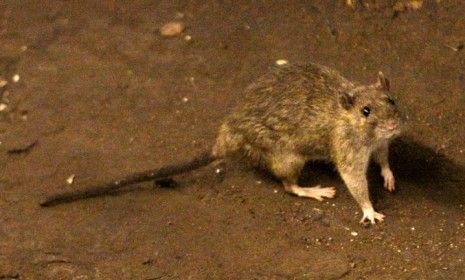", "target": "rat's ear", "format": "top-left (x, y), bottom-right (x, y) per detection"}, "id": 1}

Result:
top-left (375, 71), bottom-right (390, 91)
top-left (339, 92), bottom-right (356, 110)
